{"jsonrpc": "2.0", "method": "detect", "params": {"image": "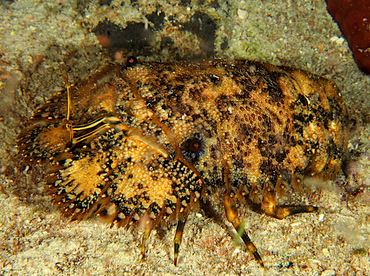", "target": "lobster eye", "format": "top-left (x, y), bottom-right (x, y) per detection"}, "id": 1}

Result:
top-left (182, 138), bottom-right (203, 154)
top-left (180, 134), bottom-right (206, 164)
